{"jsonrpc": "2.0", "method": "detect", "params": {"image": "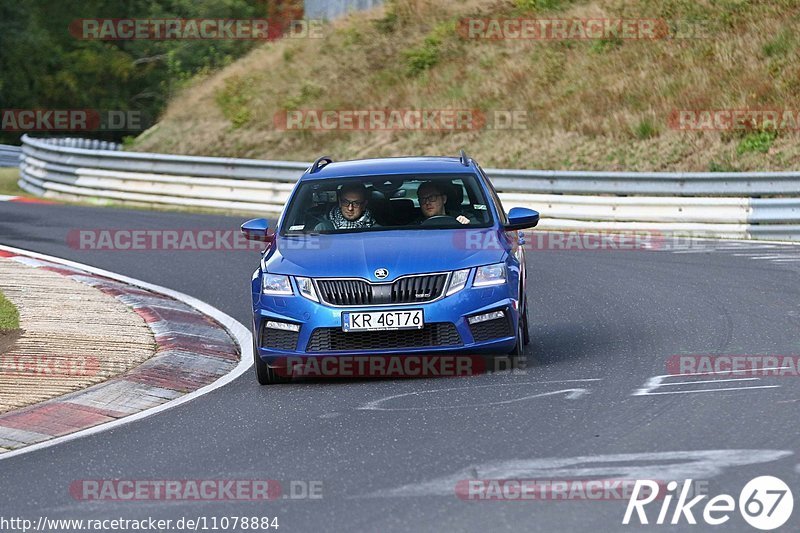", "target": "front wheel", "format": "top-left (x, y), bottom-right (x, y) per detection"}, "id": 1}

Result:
top-left (509, 315), bottom-right (525, 357)
top-left (522, 296), bottom-right (531, 346)
top-left (508, 295), bottom-right (531, 356)
top-left (254, 339), bottom-right (290, 385)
